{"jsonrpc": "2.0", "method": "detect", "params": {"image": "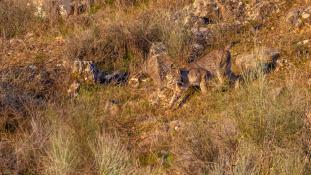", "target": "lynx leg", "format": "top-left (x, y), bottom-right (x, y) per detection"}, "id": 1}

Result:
top-left (200, 76), bottom-right (208, 94)
top-left (168, 83), bottom-right (182, 108)
top-left (216, 70), bottom-right (224, 85)
top-left (169, 92), bottom-right (181, 108)
top-left (234, 79), bottom-right (240, 89)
